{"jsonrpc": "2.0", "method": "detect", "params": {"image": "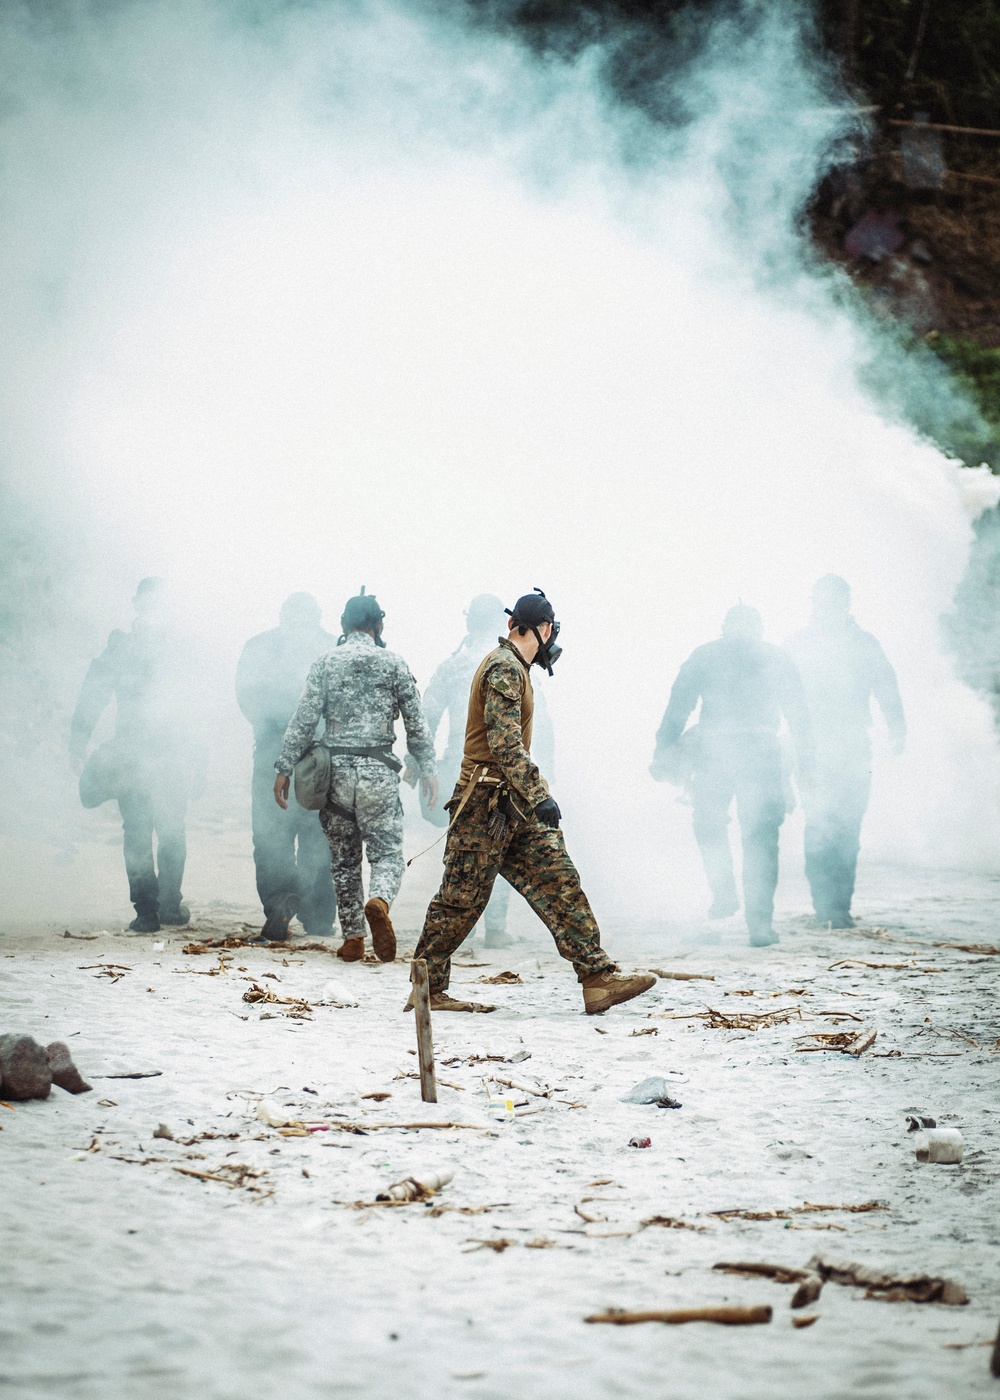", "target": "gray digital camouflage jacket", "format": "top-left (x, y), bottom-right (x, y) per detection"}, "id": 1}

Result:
top-left (275, 632), bottom-right (436, 777)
